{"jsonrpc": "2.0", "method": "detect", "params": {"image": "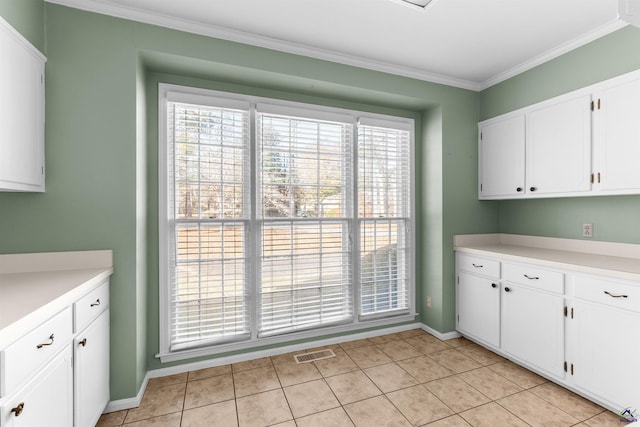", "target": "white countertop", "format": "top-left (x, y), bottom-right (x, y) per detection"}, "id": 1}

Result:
top-left (0, 250), bottom-right (113, 347)
top-left (454, 234), bottom-right (640, 282)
